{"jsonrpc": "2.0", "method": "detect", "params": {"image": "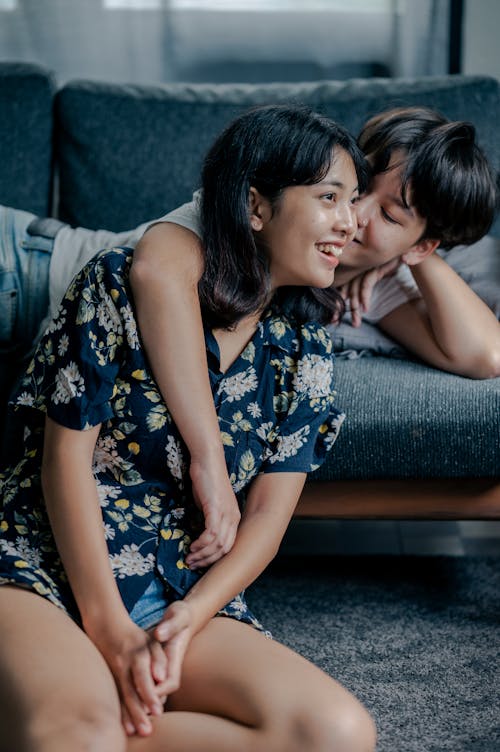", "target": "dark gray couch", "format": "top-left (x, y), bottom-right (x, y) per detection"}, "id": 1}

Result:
top-left (1, 61), bottom-right (499, 519)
